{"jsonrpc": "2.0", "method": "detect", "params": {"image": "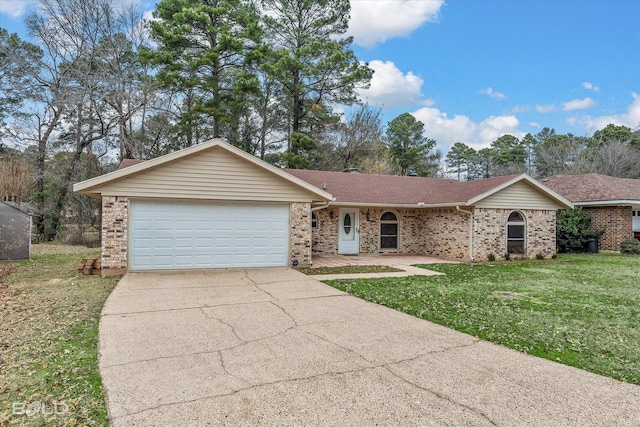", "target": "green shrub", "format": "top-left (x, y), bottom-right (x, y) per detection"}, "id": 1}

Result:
top-left (535, 253), bottom-right (545, 260)
top-left (487, 253), bottom-right (496, 262)
top-left (556, 208), bottom-right (603, 253)
top-left (620, 239), bottom-right (640, 254)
